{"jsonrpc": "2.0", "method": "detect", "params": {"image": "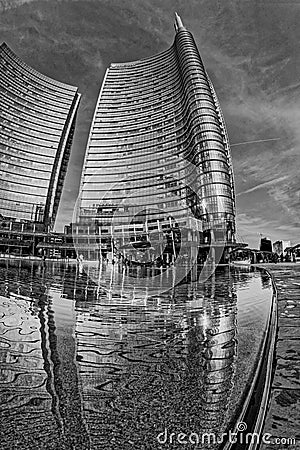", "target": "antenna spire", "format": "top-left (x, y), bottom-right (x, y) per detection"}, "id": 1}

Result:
top-left (174, 12), bottom-right (186, 32)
